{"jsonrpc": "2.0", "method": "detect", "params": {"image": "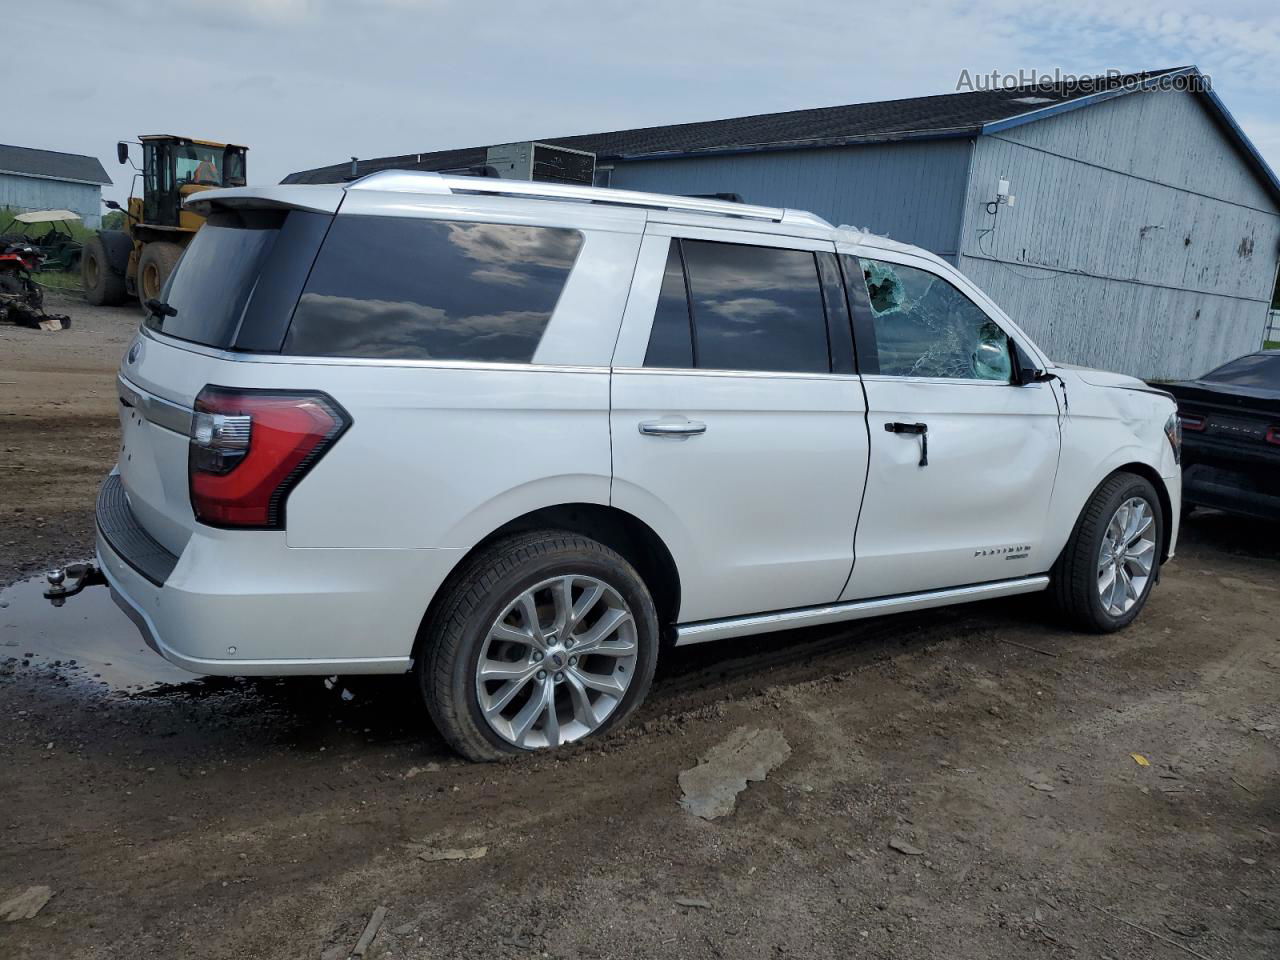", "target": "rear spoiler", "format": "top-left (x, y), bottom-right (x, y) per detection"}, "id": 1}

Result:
top-left (184, 184), bottom-right (345, 217)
